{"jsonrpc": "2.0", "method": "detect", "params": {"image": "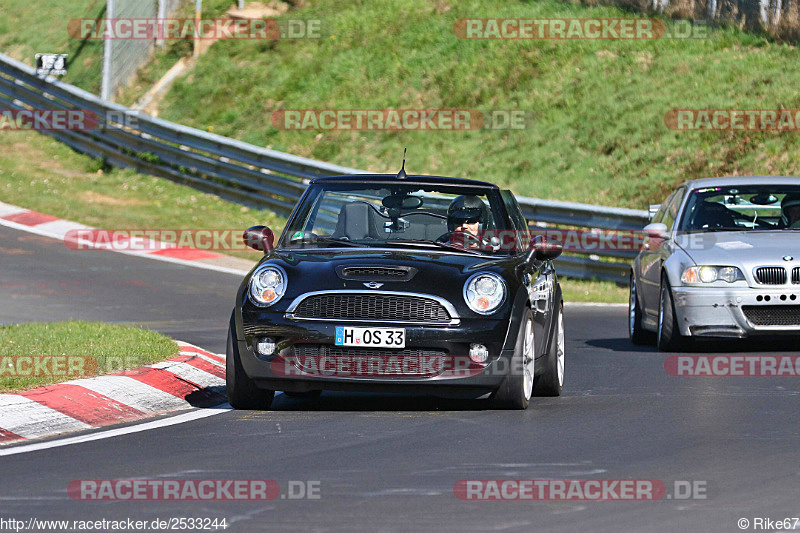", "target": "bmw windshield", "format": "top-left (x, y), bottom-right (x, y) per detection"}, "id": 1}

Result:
top-left (279, 181), bottom-right (516, 255)
top-left (678, 185), bottom-right (800, 233)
